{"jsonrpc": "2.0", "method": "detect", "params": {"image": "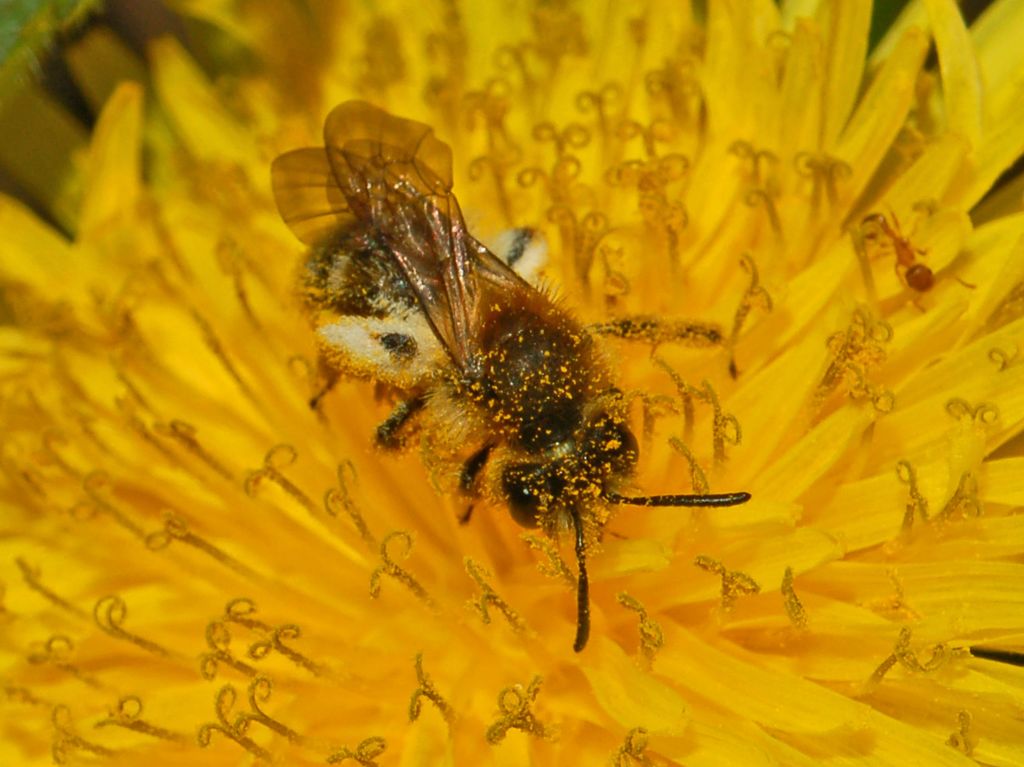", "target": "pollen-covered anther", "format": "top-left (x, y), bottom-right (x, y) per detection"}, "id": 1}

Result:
top-left (5, 685), bottom-right (48, 707)
top-left (27, 635), bottom-right (102, 689)
top-left (866, 628), bottom-right (949, 693)
top-left (116, 397), bottom-right (181, 468)
top-left (596, 244), bottom-right (631, 298)
top-left (522, 534), bottom-right (576, 587)
top-left (224, 597), bottom-right (272, 631)
top-left (248, 624), bottom-right (324, 676)
top-left (818, 308), bottom-right (893, 410)
top-left (935, 472), bottom-right (981, 521)
top-left (694, 380), bottom-right (741, 465)
top-left (327, 736), bottom-right (387, 765)
top-left (728, 253), bottom-right (773, 375)
top-left (196, 684), bottom-right (272, 760)
top-left (644, 60), bottom-right (704, 127)
top-left (145, 511), bottom-right (256, 577)
top-left (409, 652), bottom-right (455, 725)
top-left (729, 140), bottom-right (778, 187)
top-left (575, 83), bottom-right (623, 142)
top-left (653, 356), bottom-right (696, 440)
top-left (988, 343), bottom-right (1020, 371)
top-left (323, 458), bottom-right (376, 548)
top-left (694, 555), bottom-right (761, 612)
top-left (617, 593), bottom-right (663, 666)
top-left (892, 627), bottom-right (949, 673)
top-left (37, 428), bottom-right (81, 479)
top-left (95, 695), bottom-right (188, 742)
top-left (895, 460), bottom-right (929, 531)
top-left (668, 437), bottom-right (710, 495)
top-left (79, 470), bottom-right (145, 540)
top-left (781, 566), bottom-right (808, 630)
top-left (465, 557), bottom-right (527, 634)
top-left (793, 151), bottom-right (852, 210)
top-left (945, 398), bottom-right (1000, 427)
top-left (232, 675), bottom-right (306, 744)
top-left (51, 704), bottom-right (115, 764)
top-left (93, 595), bottom-right (173, 658)
top-left (744, 188), bottom-right (782, 239)
top-left (946, 710), bottom-right (975, 756)
top-left (215, 235), bottom-right (261, 327)
top-left (867, 570), bottom-right (921, 622)
top-left (200, 620), bottom-right (258, 680)
top-left (153, 419), bottom-right (234, 480)
top-left (190, 309), bottom-right (254, 397)
top-left (532, 120), bottom-right (591, 160)
top-left (845, 364), bottom-right (896, 414)
top-left (611, 726), bottom-right (651, 766)
top-left (485, 676), bottom-right (554, 744)
top-left (15, 558), bottom-right (87, 618)
top-left (615, 117), bottom-right (675, 160)
top-left (244, 444), bottom-right (319, 515)
top-left (369, 531), bottom-right (438, 610)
